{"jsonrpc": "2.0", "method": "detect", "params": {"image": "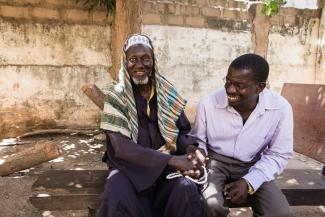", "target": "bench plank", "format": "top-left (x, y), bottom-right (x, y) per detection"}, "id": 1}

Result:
top-left (30, 169), bottom-right (325, 210)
